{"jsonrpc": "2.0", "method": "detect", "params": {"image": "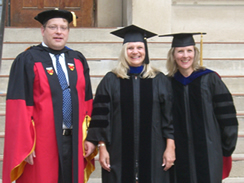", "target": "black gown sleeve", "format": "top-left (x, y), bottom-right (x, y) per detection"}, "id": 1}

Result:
top-left (7, 50), bottom-right (35, 104)
top-left (86, 72), bottom-right (115, 144)
top-left (211, 72), bottom-right (238, 156)
top-left (158, 73), bottom-right (174, 140)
